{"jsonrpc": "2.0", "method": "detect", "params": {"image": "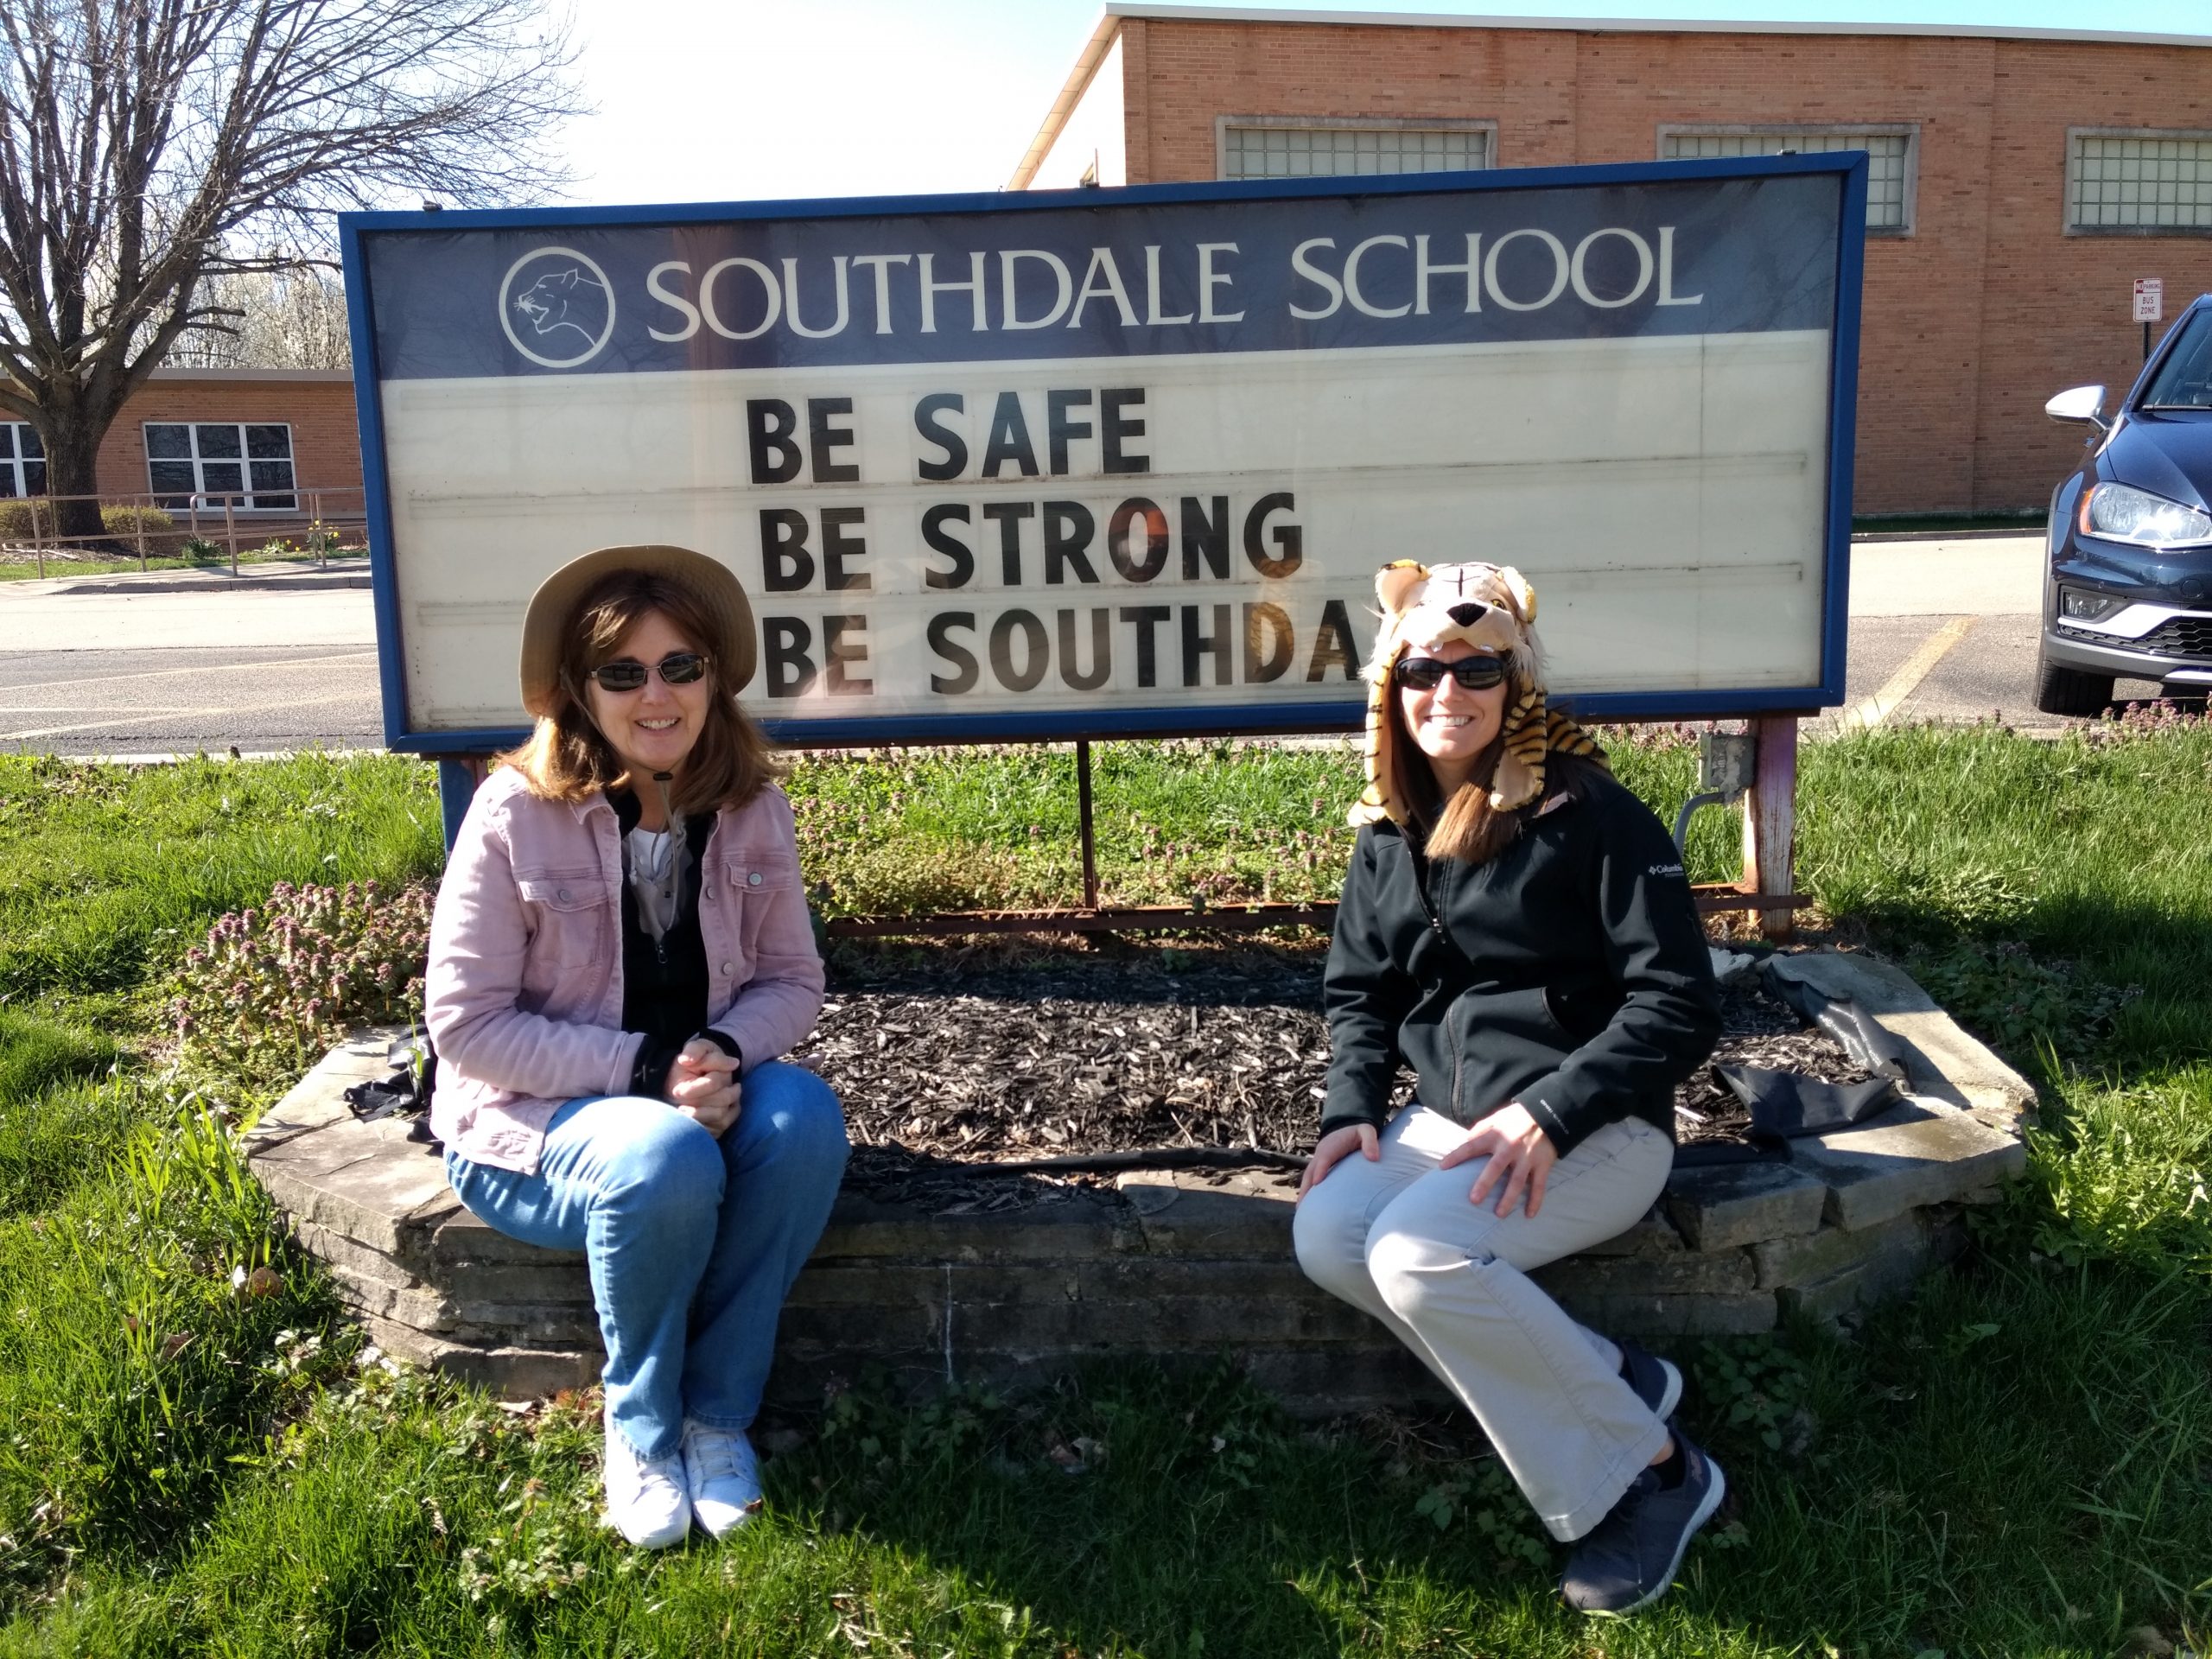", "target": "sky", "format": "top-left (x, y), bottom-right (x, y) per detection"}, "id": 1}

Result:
top-left (554, 0), bottom-right (2212, 208)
